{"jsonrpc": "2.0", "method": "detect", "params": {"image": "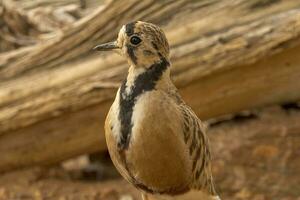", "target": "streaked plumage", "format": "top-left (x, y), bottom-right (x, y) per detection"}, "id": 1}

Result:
top-left (94, 21), bottom-right (220, 200)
